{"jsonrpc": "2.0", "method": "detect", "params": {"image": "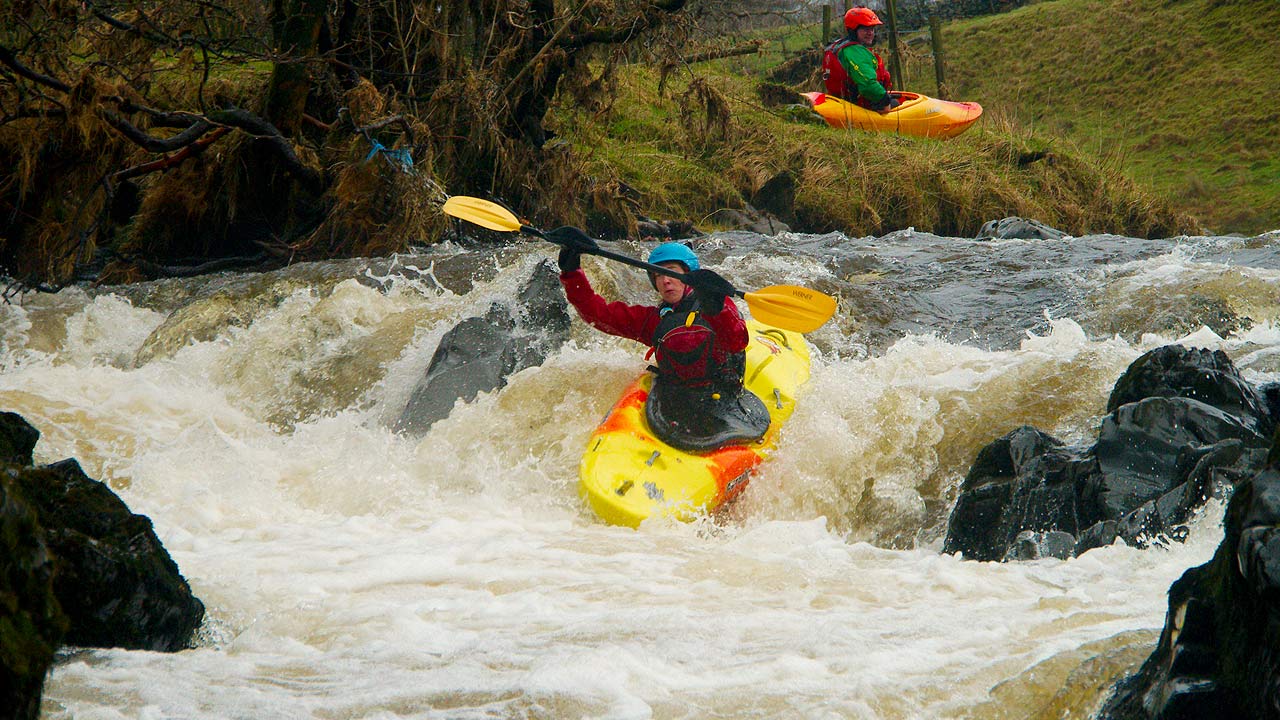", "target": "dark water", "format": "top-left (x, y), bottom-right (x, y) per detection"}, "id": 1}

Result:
top-left (654, 228), bottom-right (1280, 352)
